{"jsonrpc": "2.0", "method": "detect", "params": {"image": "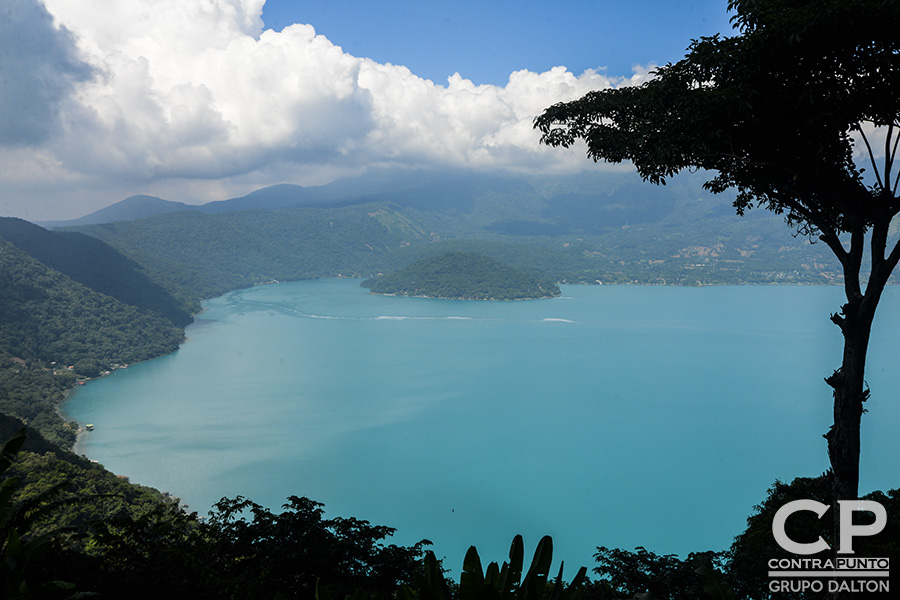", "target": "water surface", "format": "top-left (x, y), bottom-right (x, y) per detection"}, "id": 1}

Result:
top-left (64, 281), bottom-right (900, 570)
